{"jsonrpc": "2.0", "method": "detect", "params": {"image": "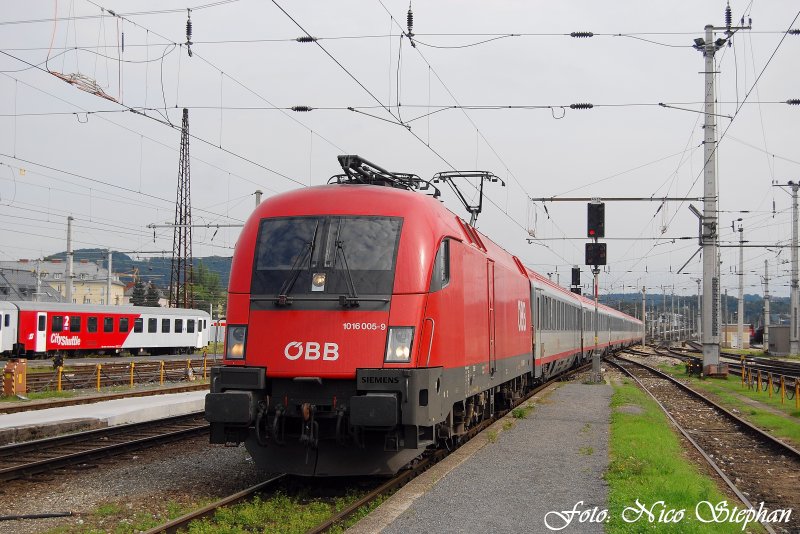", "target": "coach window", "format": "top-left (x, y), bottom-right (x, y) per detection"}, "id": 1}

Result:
top-left (429, 239), bottom-right (450, 292)
top-left (52, 315), bottom-right (63, 332)
top-left (104, 317), bottom-right (113, 332)
top-left (4, 314), bottom-right (9, 327)
top-left (148, 318), bottom-right (158, 333)
top-left (88, 317), bottom-right (98, 333)
top-left (134, 318), bottom-right (143, 333)
top-left (175, 319), bottom-right (183, 333)
top-left (187, 319), bottom-right (195, 333)
top-left (70, 316), bottom-right (81, 333)
top-left (162, 318), bottom-right (171, 333)
top-left (38, 315), bottom-right (46, 332)
top-left (119, 317), bottom-right (129, 333)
